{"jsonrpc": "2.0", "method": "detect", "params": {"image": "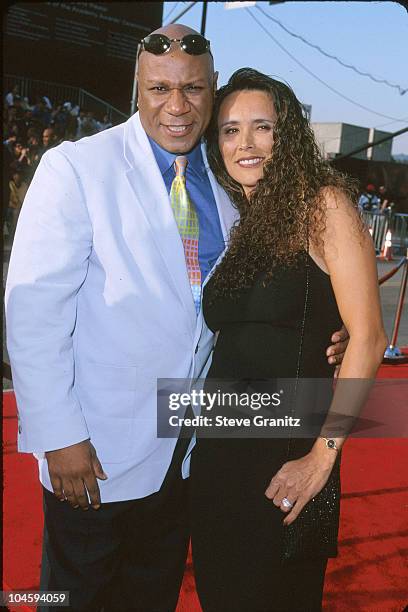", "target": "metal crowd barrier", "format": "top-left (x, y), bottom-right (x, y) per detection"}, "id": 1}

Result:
top-left (362, 211), bottom-right (408, 256)
top-left (392, 213), bottom-right (408, 256)
top-left (78, 89), bottom-right (128, 124)
top-left (5, 74), bottom-right (128, 124)
top-left (5, 74), bottom-right (79, 109)
top-left (379, 254), bottom-right (408, 363)
top-left (362, 211), bottom-right (389, 255)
